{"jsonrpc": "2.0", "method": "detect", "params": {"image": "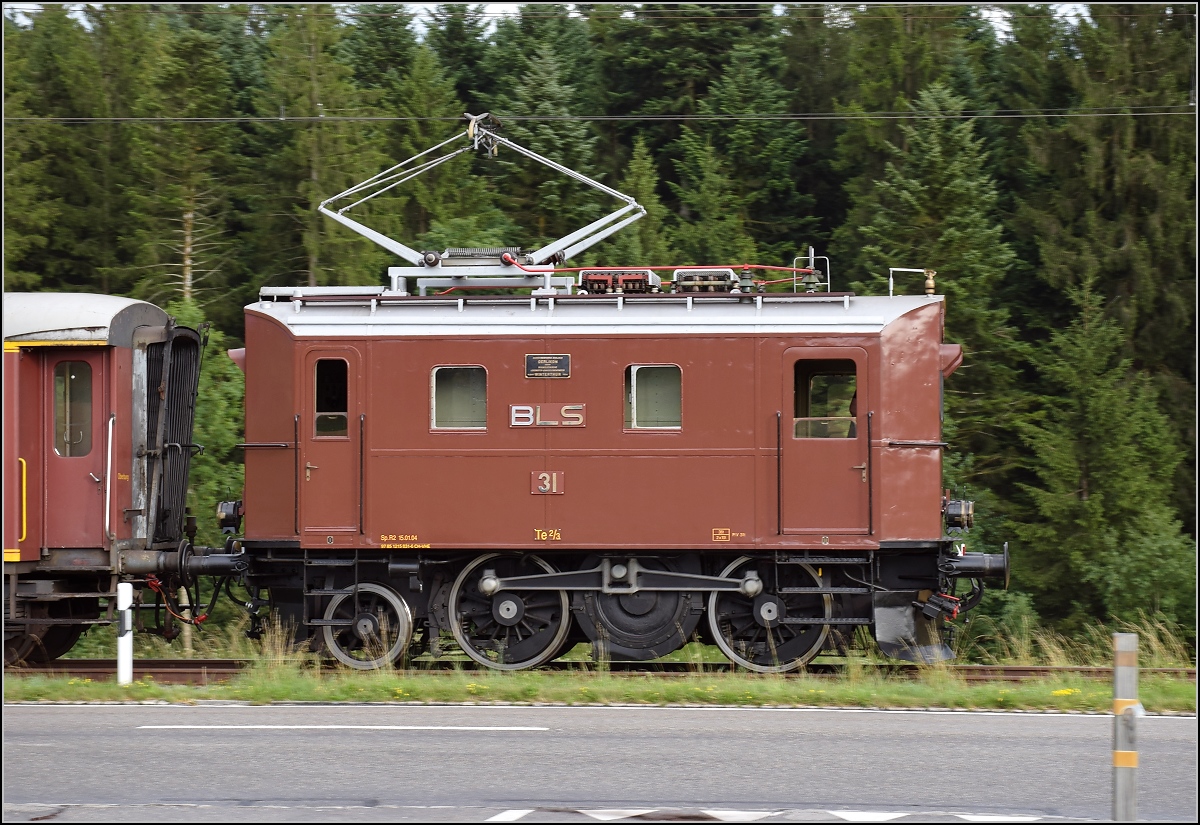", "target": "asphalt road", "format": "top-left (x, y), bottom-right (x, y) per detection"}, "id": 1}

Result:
top-left (3, 704), bottom-right (1195, 823)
